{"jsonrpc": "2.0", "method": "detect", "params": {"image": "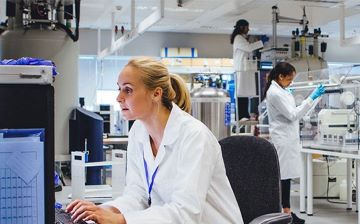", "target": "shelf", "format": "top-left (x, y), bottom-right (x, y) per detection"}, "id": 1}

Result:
top-left (167, 66), bottom-right (234, 75)
top-left (161, 57), bottom-right (234, 75)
